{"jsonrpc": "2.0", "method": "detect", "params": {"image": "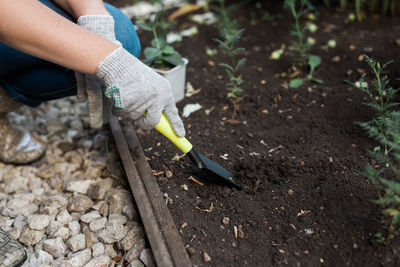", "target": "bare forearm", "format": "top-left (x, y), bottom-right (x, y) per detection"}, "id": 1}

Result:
top-left (52, 0), bottom-right (109, 18)
top-left (0, 0), bottom-right (116, 74)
